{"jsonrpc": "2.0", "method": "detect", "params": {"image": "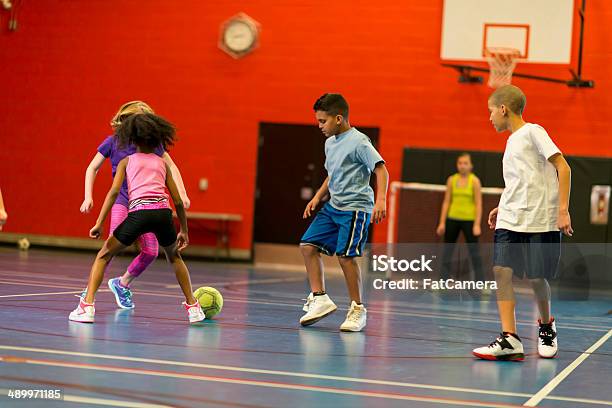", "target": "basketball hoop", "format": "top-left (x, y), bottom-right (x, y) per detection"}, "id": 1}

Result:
top-left (485, 47), bottom-right (522, 88)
